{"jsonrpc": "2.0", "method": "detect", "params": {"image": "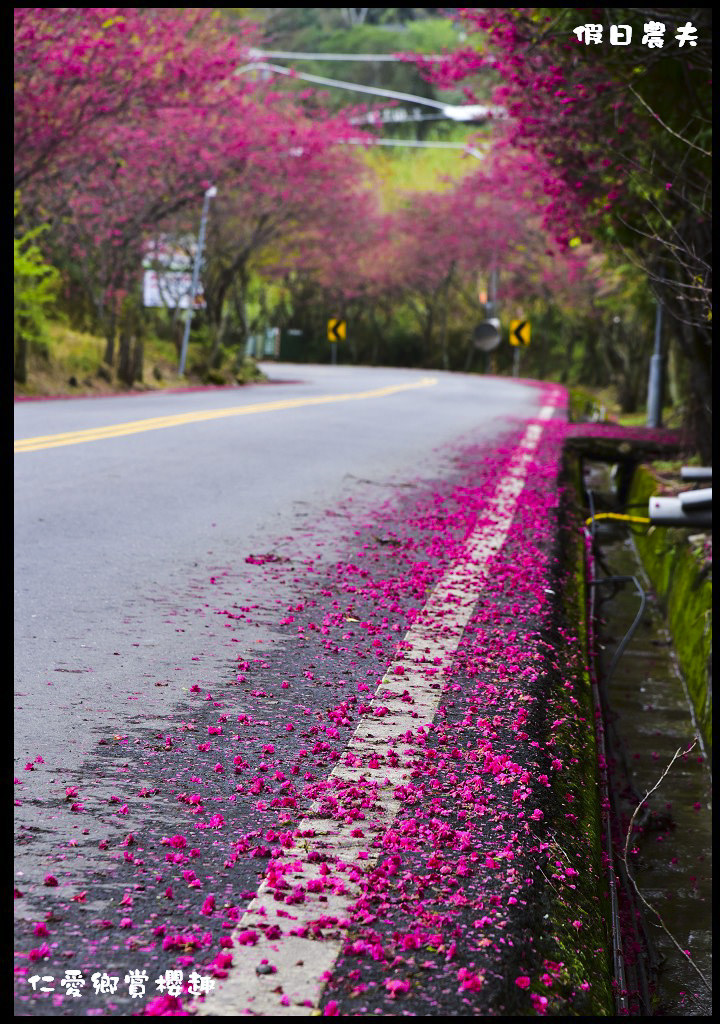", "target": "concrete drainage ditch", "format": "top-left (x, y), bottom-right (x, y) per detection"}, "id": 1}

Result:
top-left (581, 458), bottom-right (711, 1016)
